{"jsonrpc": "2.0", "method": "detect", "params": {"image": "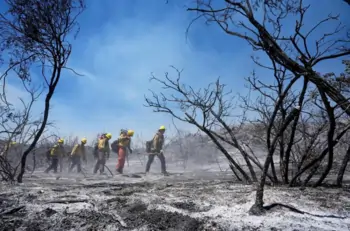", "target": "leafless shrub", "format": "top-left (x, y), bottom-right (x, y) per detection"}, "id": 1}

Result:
top-left (0, 79), bottom-right (54, 181)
